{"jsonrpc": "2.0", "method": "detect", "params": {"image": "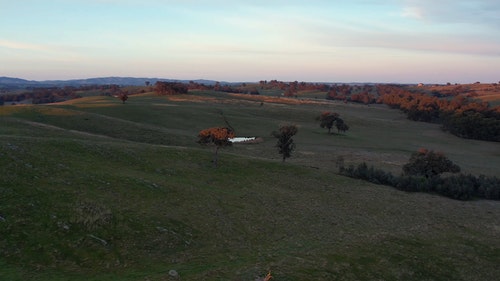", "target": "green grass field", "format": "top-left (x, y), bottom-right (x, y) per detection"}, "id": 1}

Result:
top-left (1, 92), bottom-right (499, 280)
